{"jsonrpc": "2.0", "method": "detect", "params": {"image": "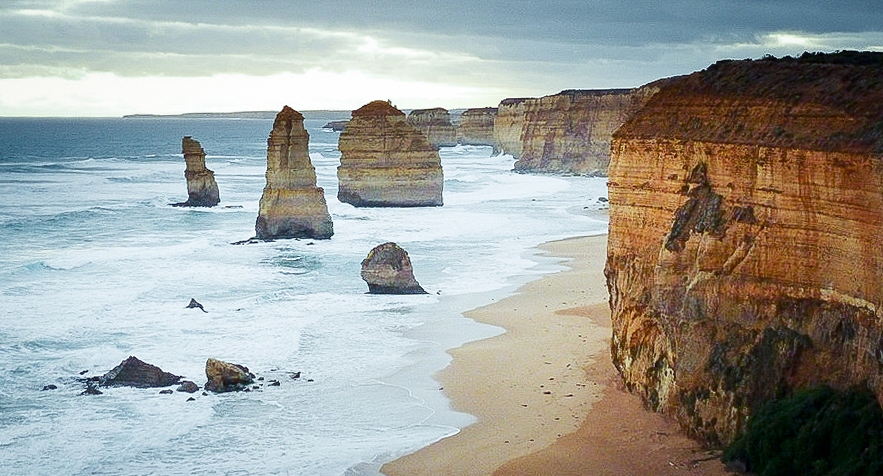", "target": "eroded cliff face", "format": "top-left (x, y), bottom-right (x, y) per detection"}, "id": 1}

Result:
top-left (407, 107), bottom-right (457, 147)
top-left (457, 107), bottom-right (497, 146)
top-left (338, 100), bottom-right (443, 207)
top-left (493, 98), bottom-right (529, 157)
top-left (256, 106), bottom-right (333, 240)
top-left (514, 88), bottom-right (658, 175)
top-left (605, 52), bottom-right (883, 446)
top-left (175, 136), bottom-right (220, 207)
